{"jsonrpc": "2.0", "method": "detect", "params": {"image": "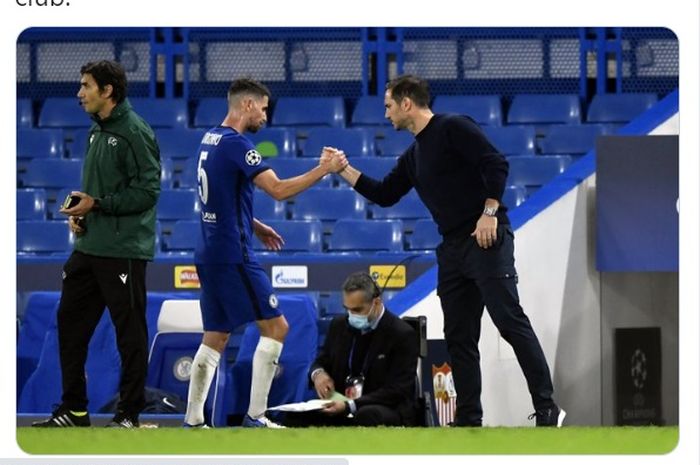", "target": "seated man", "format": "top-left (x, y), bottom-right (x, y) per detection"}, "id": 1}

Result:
top-left (284, 272), bottom-right (418, 427)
